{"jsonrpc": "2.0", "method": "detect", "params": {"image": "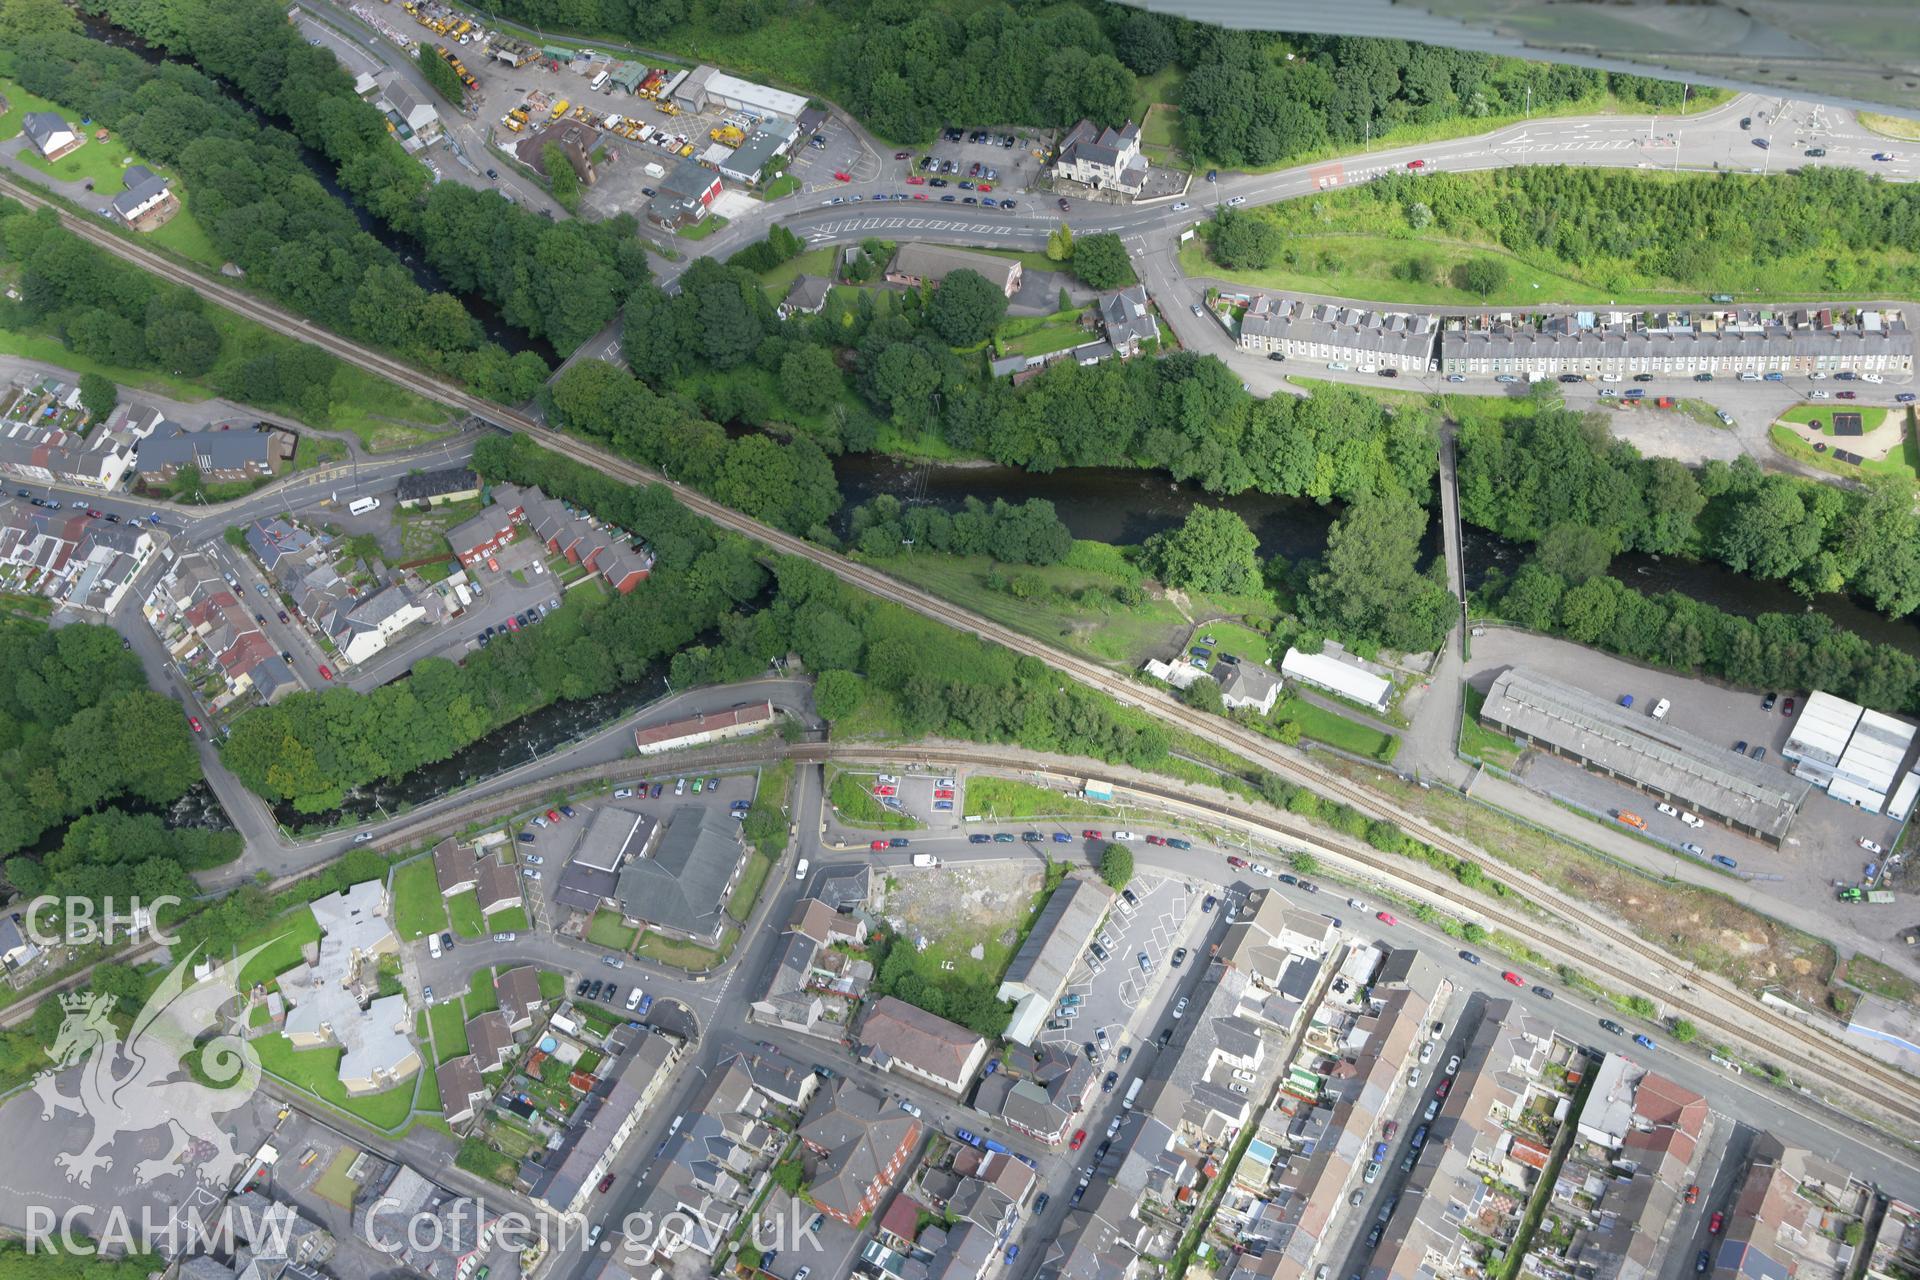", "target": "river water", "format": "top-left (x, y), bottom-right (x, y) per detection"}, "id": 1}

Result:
top-left (81, 17), bottom-right (559, 365)
top-left (272, 672), bottom-right (665, 832)
top-left (830, 451), bottom-right (1920, 658)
